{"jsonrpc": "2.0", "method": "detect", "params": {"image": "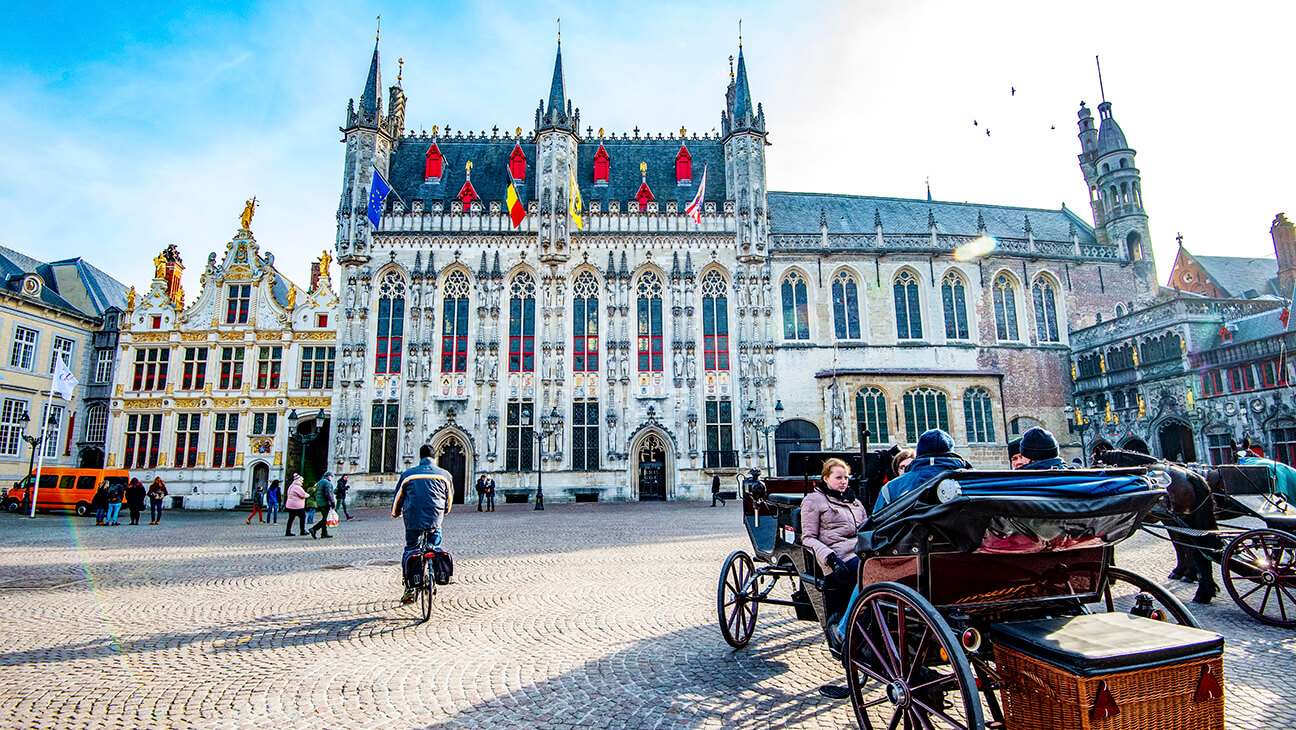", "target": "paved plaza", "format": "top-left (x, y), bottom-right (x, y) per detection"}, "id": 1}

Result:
top-left (0, 500), bottom-right (1292, 729)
